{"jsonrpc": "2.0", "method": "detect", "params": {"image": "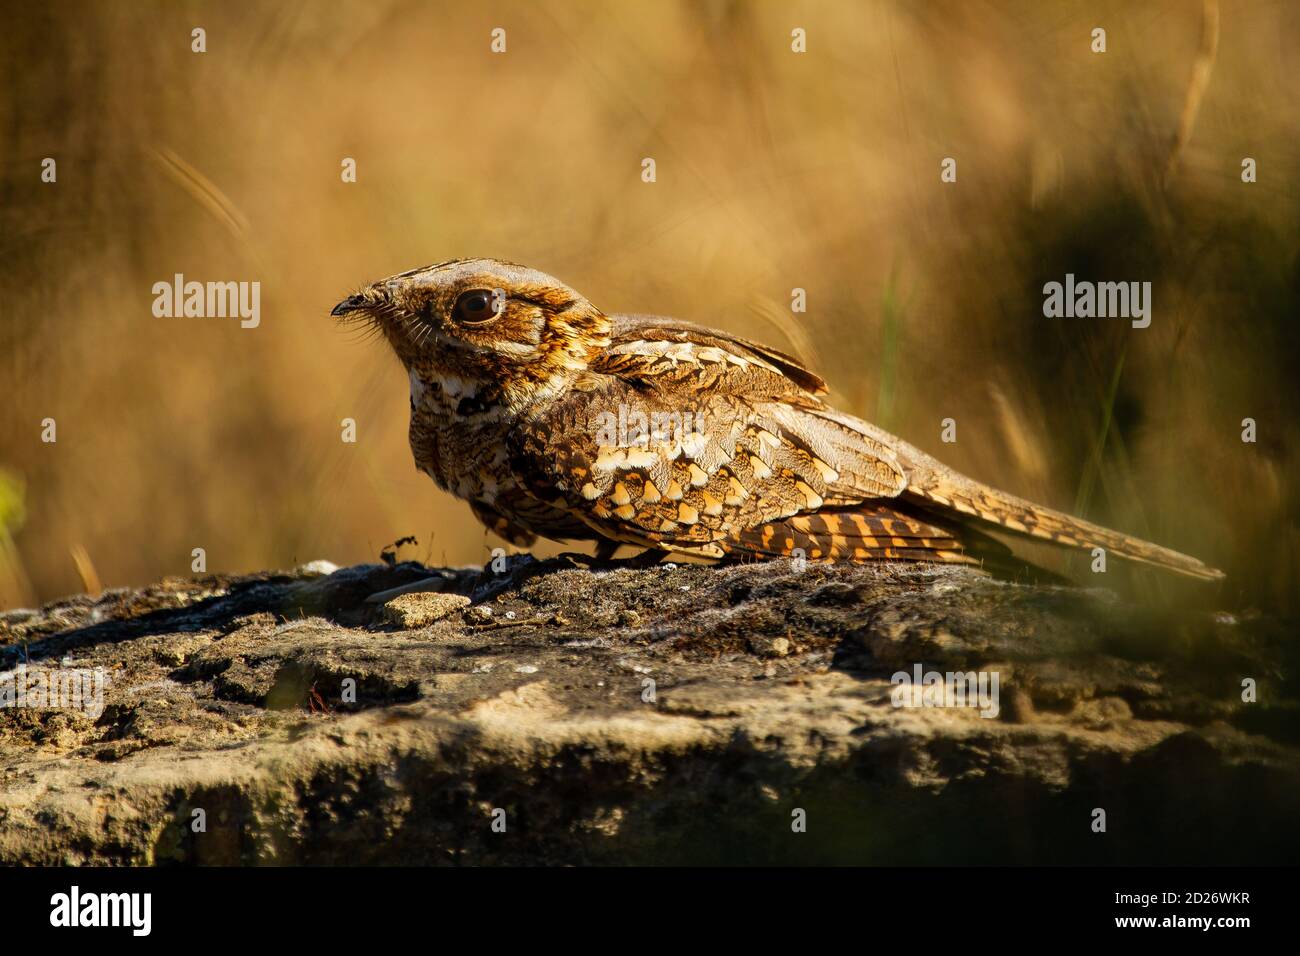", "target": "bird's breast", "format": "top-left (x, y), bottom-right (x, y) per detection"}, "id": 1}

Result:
top-left (408, 371), bottom-right (517, 504)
